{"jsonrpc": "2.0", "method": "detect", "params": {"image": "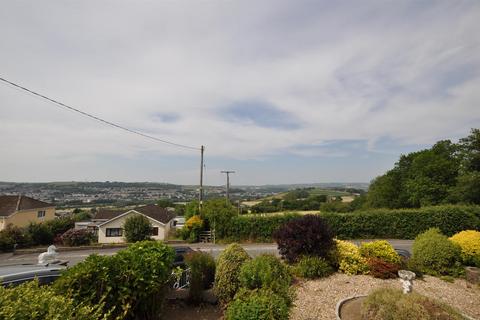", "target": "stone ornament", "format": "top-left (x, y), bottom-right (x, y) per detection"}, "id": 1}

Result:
top-left (398, 270), bottom-right (416, 294)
